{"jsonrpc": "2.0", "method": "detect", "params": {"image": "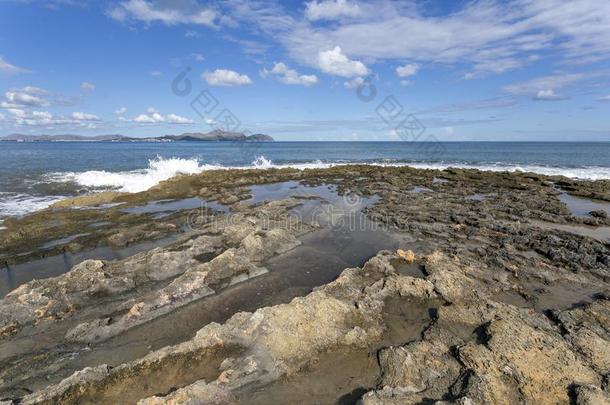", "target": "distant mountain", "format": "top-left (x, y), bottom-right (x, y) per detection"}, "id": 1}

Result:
top-left (159, 130), bottom-right (274, 142)
top-left (0, 130), bottom-right (274, 142)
